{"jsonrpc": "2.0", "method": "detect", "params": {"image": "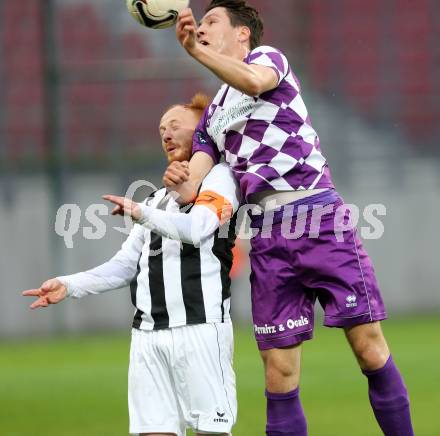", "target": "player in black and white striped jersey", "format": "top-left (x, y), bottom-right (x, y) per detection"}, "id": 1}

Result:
top-left (101, 160), bottom-right (239, 332)
top-left (22, 94), bottom-right (240, 436)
